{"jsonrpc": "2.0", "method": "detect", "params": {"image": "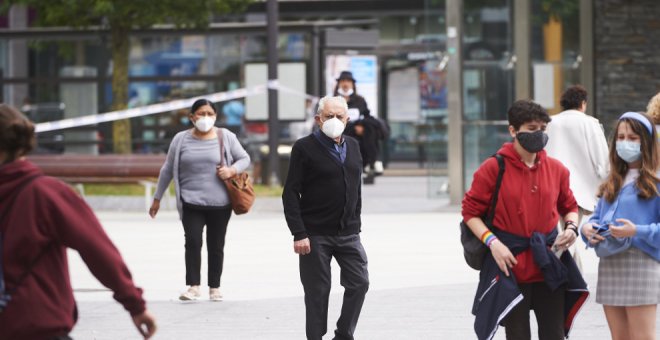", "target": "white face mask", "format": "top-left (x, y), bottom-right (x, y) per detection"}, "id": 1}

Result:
top-left (321, 117), bottom-right (345, 139)
top-left (194, 116), bottom-right (215, 133)
top-left (338, 87), bottom-right (354, 97)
